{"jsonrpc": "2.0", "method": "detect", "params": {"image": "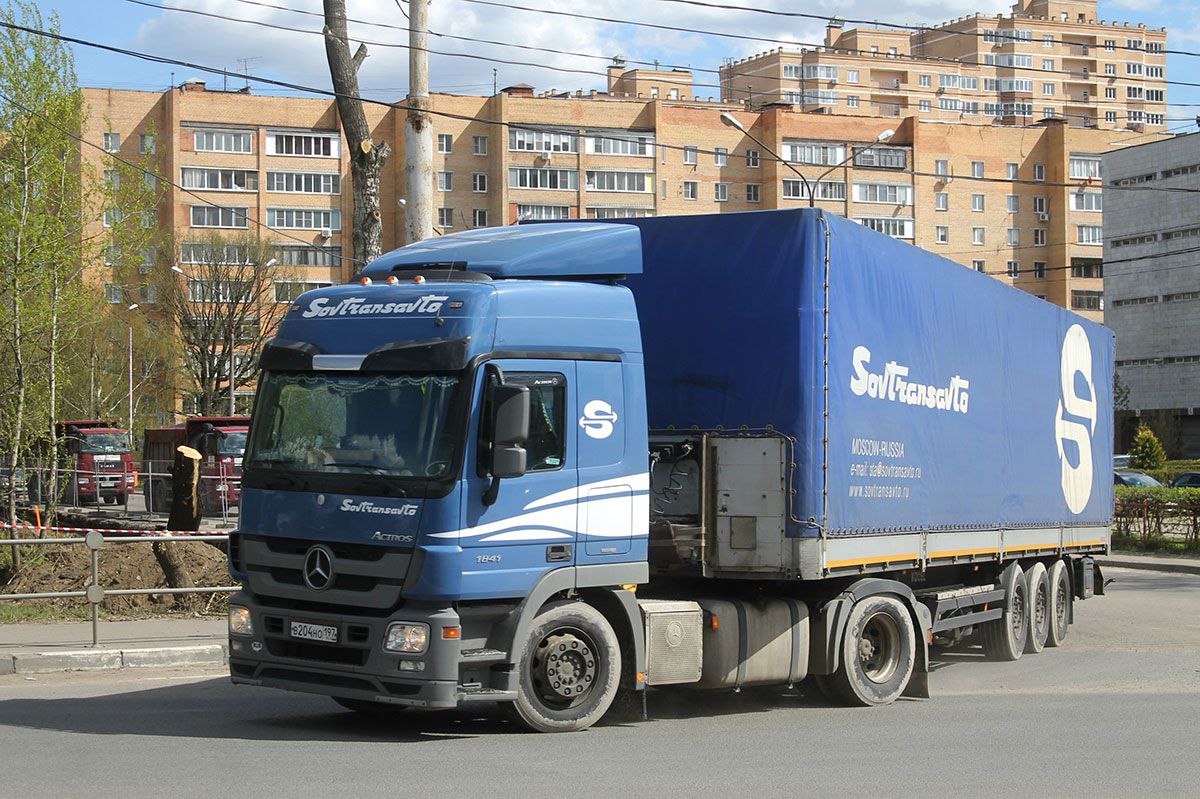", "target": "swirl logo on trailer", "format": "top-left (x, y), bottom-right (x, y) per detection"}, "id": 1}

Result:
top-left (1055, 324), bottom-right (1097, 514)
